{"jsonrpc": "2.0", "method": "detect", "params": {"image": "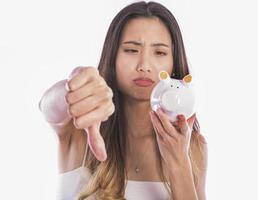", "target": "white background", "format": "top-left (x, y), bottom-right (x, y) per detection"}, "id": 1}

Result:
top-left (0, 0), bottom-right (257, 199)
